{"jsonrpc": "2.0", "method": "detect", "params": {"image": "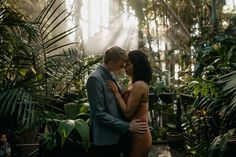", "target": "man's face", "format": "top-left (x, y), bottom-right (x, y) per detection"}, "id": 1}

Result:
top-left (0, 134), bottom-right (7, 144)
top-left (111, 59), bottom-right (126, 75)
